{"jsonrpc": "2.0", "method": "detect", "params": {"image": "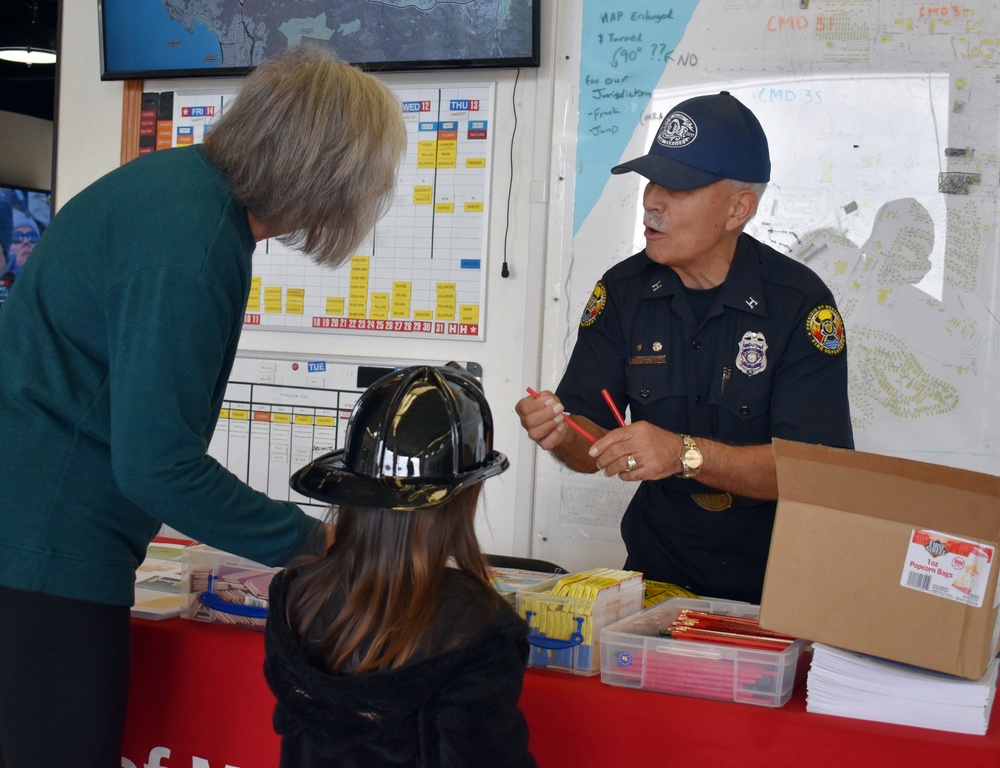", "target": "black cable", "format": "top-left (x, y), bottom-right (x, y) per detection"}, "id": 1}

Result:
top-left (501, 67), bottom-right (520, 278)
